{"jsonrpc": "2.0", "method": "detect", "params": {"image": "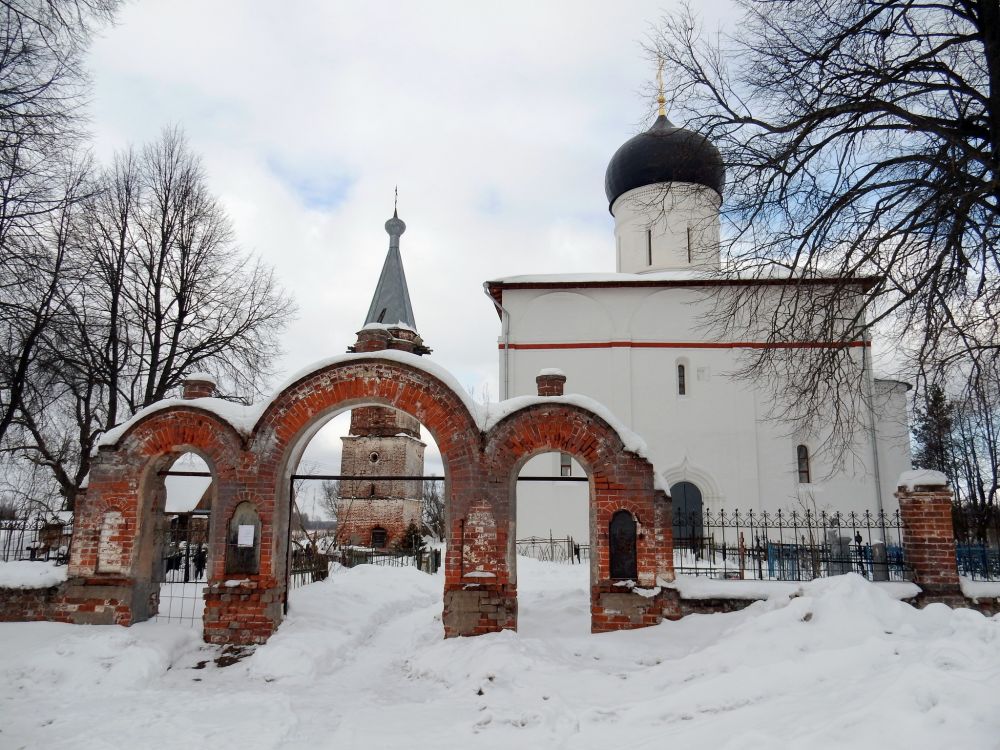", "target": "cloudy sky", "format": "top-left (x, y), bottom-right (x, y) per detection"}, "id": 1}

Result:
top-left (86, 0), bottom-right (734, 493)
